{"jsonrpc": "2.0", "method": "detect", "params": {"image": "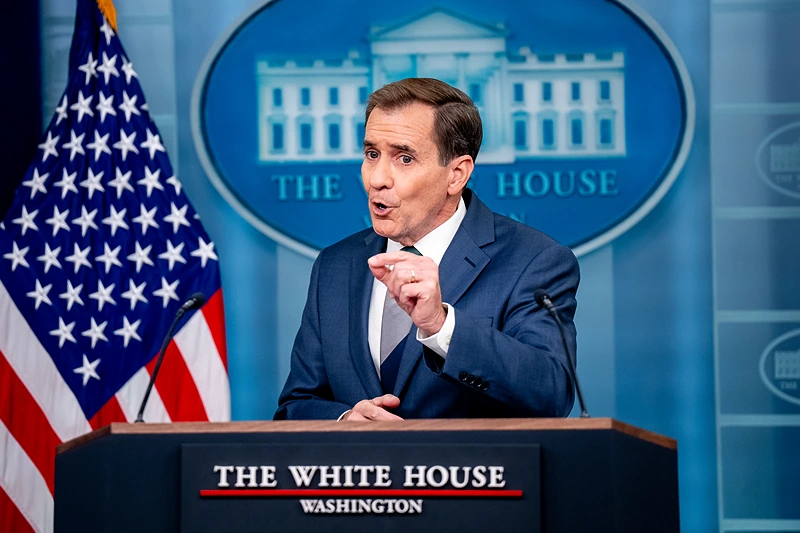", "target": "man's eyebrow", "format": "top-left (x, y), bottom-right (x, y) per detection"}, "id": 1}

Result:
top-left (390, 143), bottom-right (418, 156)
top-left (361, 141), bottom-right (419, 157)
